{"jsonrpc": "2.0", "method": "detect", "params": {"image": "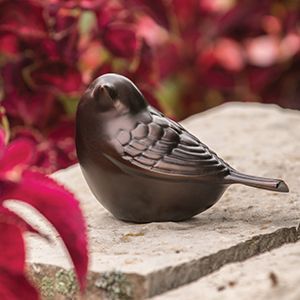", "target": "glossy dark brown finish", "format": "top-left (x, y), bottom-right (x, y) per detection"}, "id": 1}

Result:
top-left (76, 73), bottom-right (289, 223)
